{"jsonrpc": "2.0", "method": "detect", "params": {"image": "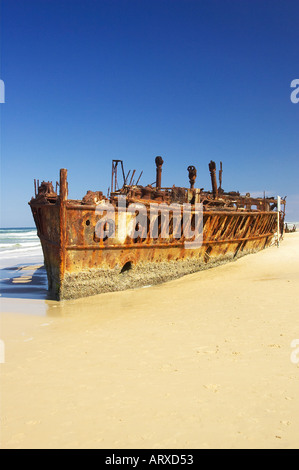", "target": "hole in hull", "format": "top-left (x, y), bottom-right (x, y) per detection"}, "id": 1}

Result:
top-left (121, 261), bottom-right (133, 274)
